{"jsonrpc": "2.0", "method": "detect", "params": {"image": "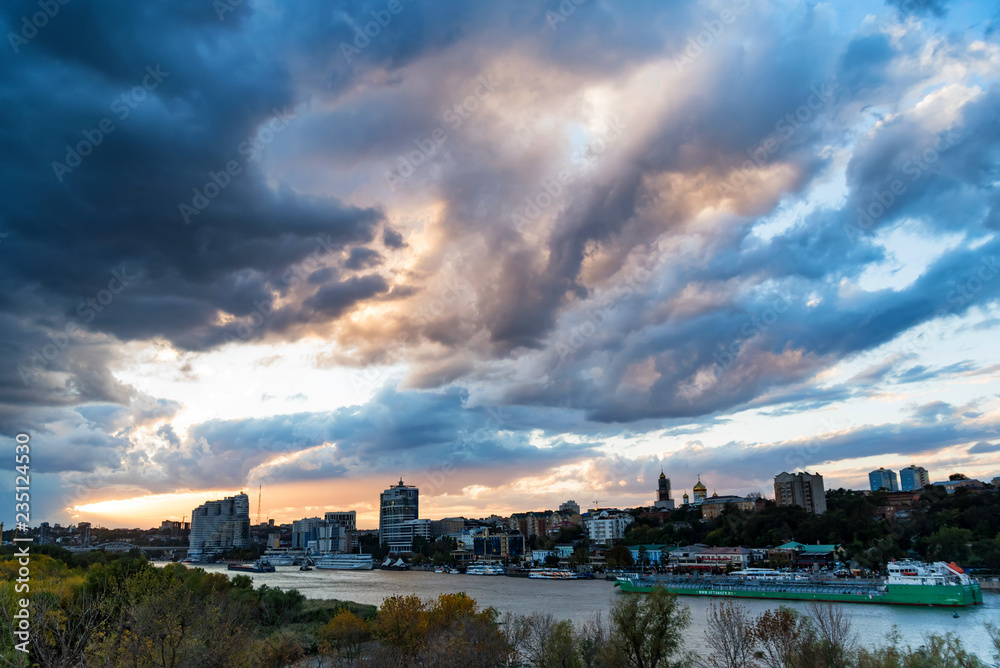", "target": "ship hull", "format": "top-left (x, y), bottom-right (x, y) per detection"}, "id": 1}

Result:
top-left (315, 563), bottom-right (374, 570)
top-left (227, 564), bottom-right (275, 573)
top-left (615, 581), bottom-right (983, 607)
